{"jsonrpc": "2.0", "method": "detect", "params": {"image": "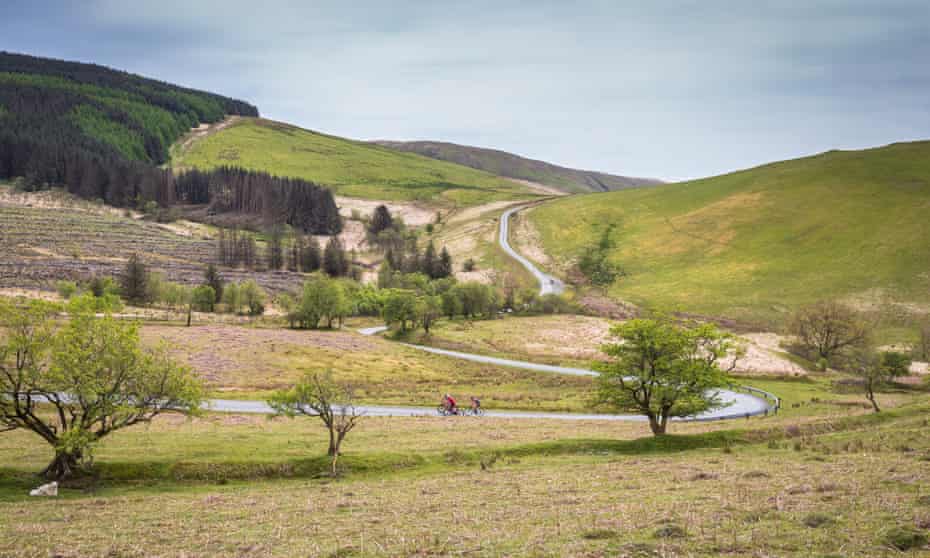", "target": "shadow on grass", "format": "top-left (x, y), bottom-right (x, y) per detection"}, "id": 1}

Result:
top-left (2, 402), bottom-right (927, 501)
